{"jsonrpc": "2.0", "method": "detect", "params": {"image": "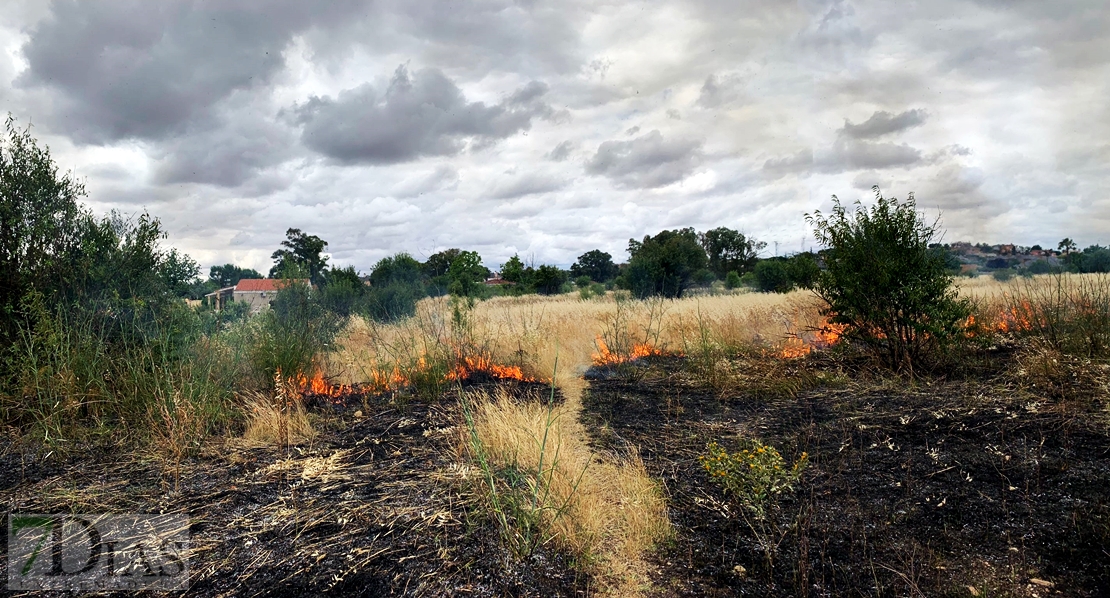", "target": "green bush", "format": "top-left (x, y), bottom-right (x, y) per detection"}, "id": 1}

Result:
top-left (787, 253), bottom-right (820, 290)
top-left (725, 270), bottom-right (743, 290)
top-left (754, 259), bottom-right (793, 293)
top-left (807, 187), bottom-right (970, 372)
top-left (252, 281), bottom-right (341, 385)
top-left (533, 264), bottom-right (567, 295)
top-left (992, 268), bottom-right (1015, 282)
